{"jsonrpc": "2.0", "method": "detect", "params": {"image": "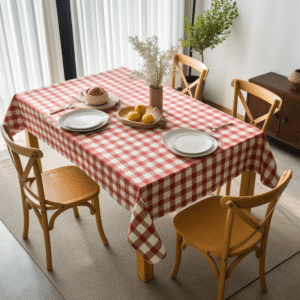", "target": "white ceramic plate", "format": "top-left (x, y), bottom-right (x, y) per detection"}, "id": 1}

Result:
top-left (163, 129), bottom-right (218, 158)
top-left (173, 132), bottom-right (213, 154)
top-left (59, 109), bottom-right (109, 132)
top-left (60, 120), bottom-right (106, 133)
